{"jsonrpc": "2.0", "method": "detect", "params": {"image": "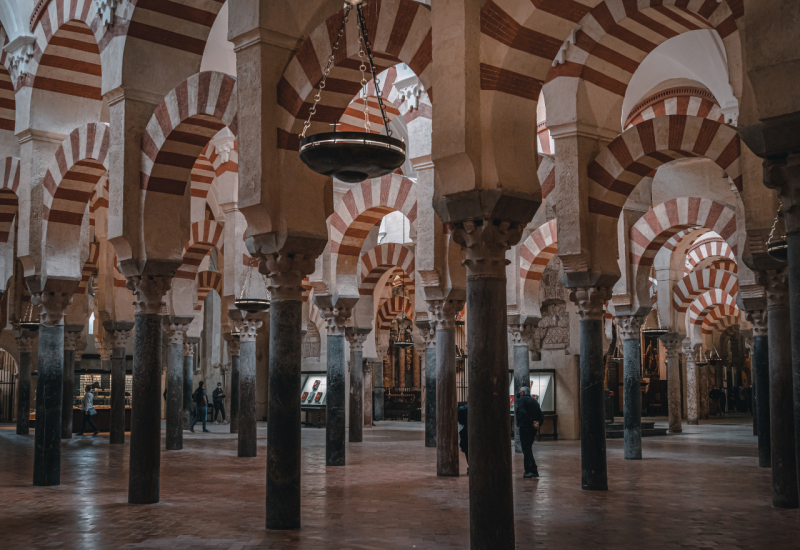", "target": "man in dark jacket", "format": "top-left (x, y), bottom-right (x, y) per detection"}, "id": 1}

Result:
top-left (515, 386), bottom-right (544, 478)
top-left (458, 403), bottom-right (469, 467)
